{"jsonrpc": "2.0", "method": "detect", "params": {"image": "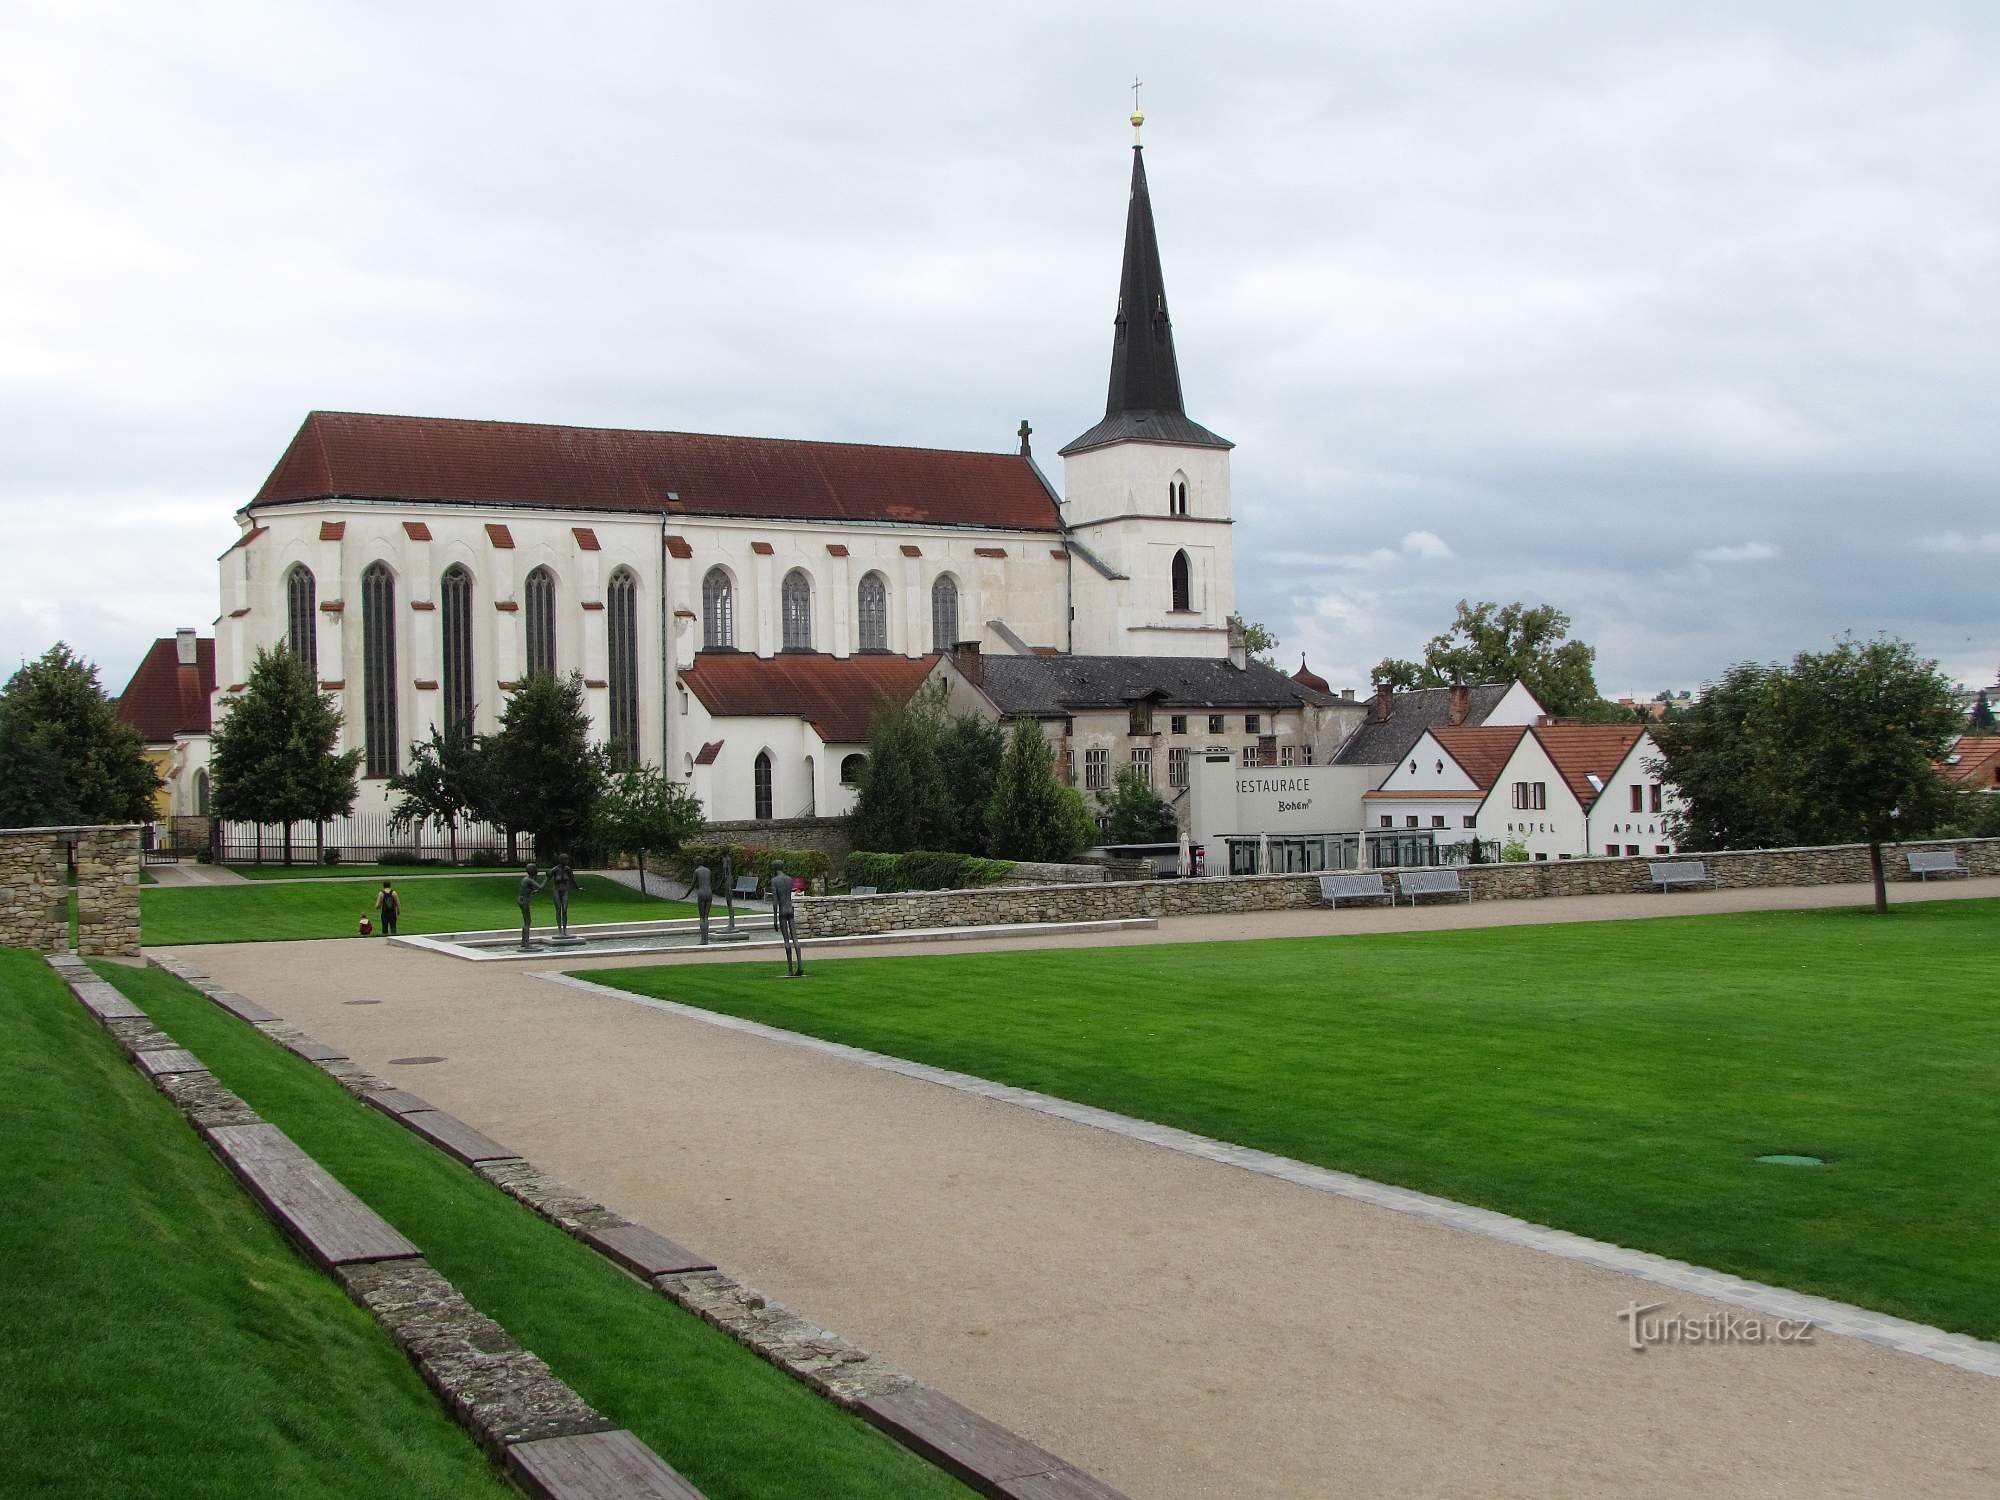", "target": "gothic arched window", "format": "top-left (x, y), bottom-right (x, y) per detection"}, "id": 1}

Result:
top-left (753, 750), bottom-right (774, 820)
top-left (702, 567), bottom-right (734, 650)
top-left (781, 569), bottom-right (812, 651)
top-left (194, 768), bottom-right (211, 816)
top-left (361, 561), bottom-right (398, 776)
top-left (856, 572), bottom-right (888, 651)
top-left (1171, 550), bottom-right (1191, 612)
top-left (524, 566), bottom-right (557, 679)
top-left (440, 564), bottom-right (475, 736)
top-left (1169, 474), bottom-right (1189, 516)
top-left (607, 568), bottom-right (640, 767)
top-left (930, 574), bottom-right (959, 653)
top-left (285, 564), bottom-right (317, 670)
